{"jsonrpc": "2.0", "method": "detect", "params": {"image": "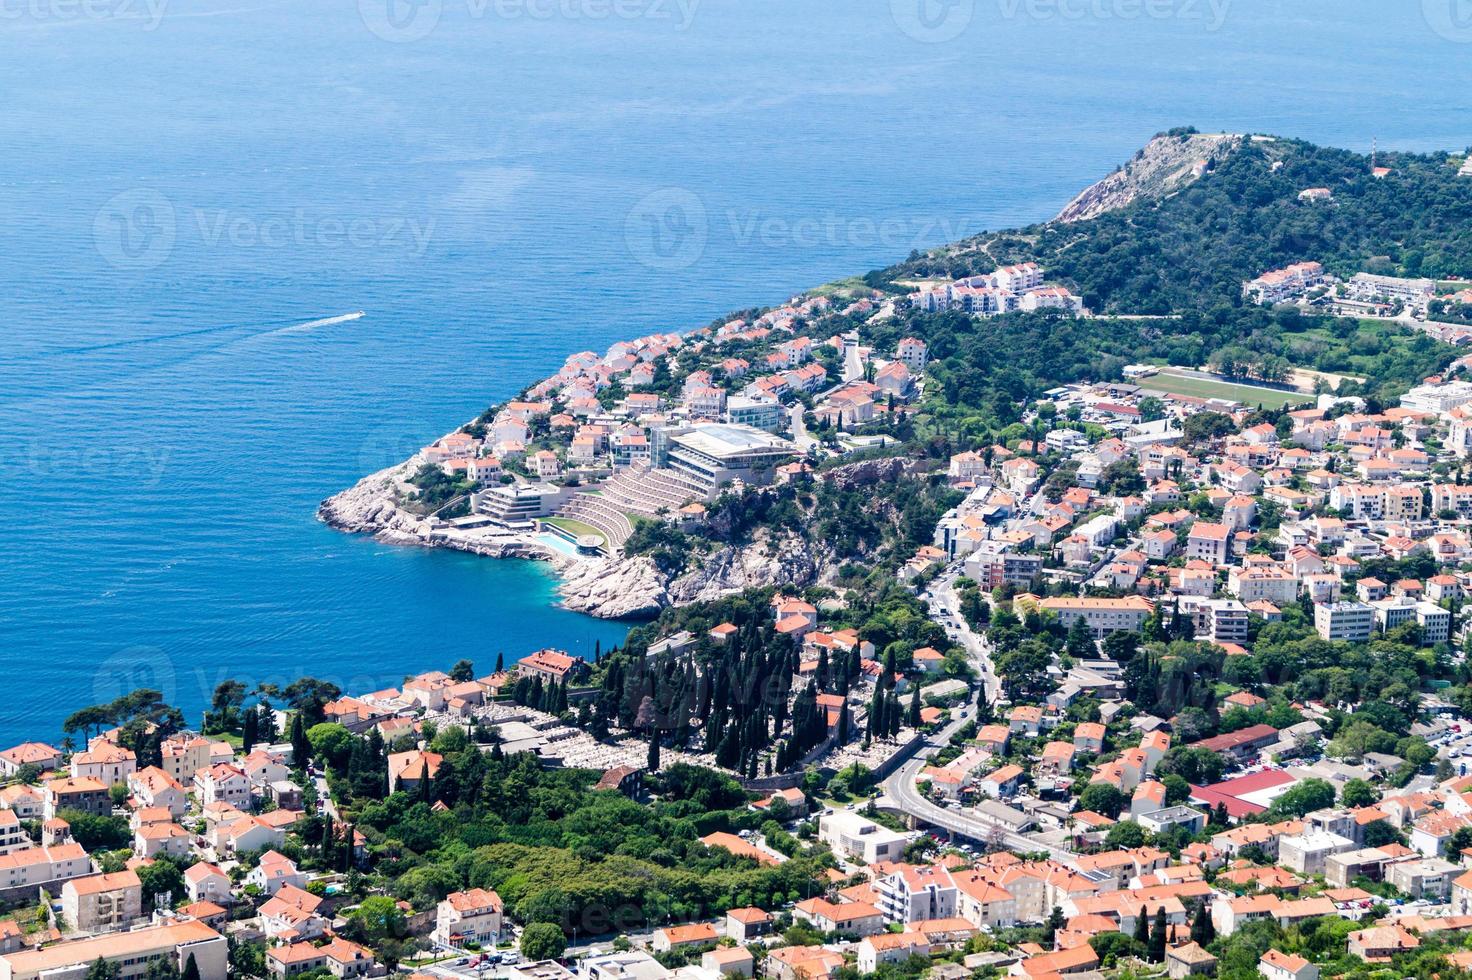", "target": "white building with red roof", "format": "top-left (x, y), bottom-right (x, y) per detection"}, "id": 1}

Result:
top-left (434, 888), bottom-right (503, 946)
